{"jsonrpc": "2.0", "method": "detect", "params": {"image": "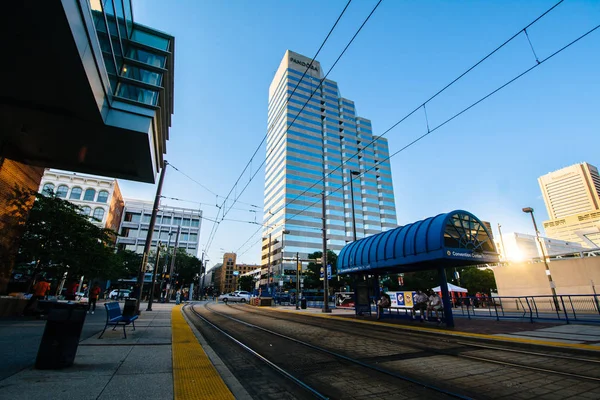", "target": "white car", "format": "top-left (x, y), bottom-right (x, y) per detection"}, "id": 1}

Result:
top-left (109, 289), bottom-right (131, 300)
top-left (218, 291), bottom-right (252, 303)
